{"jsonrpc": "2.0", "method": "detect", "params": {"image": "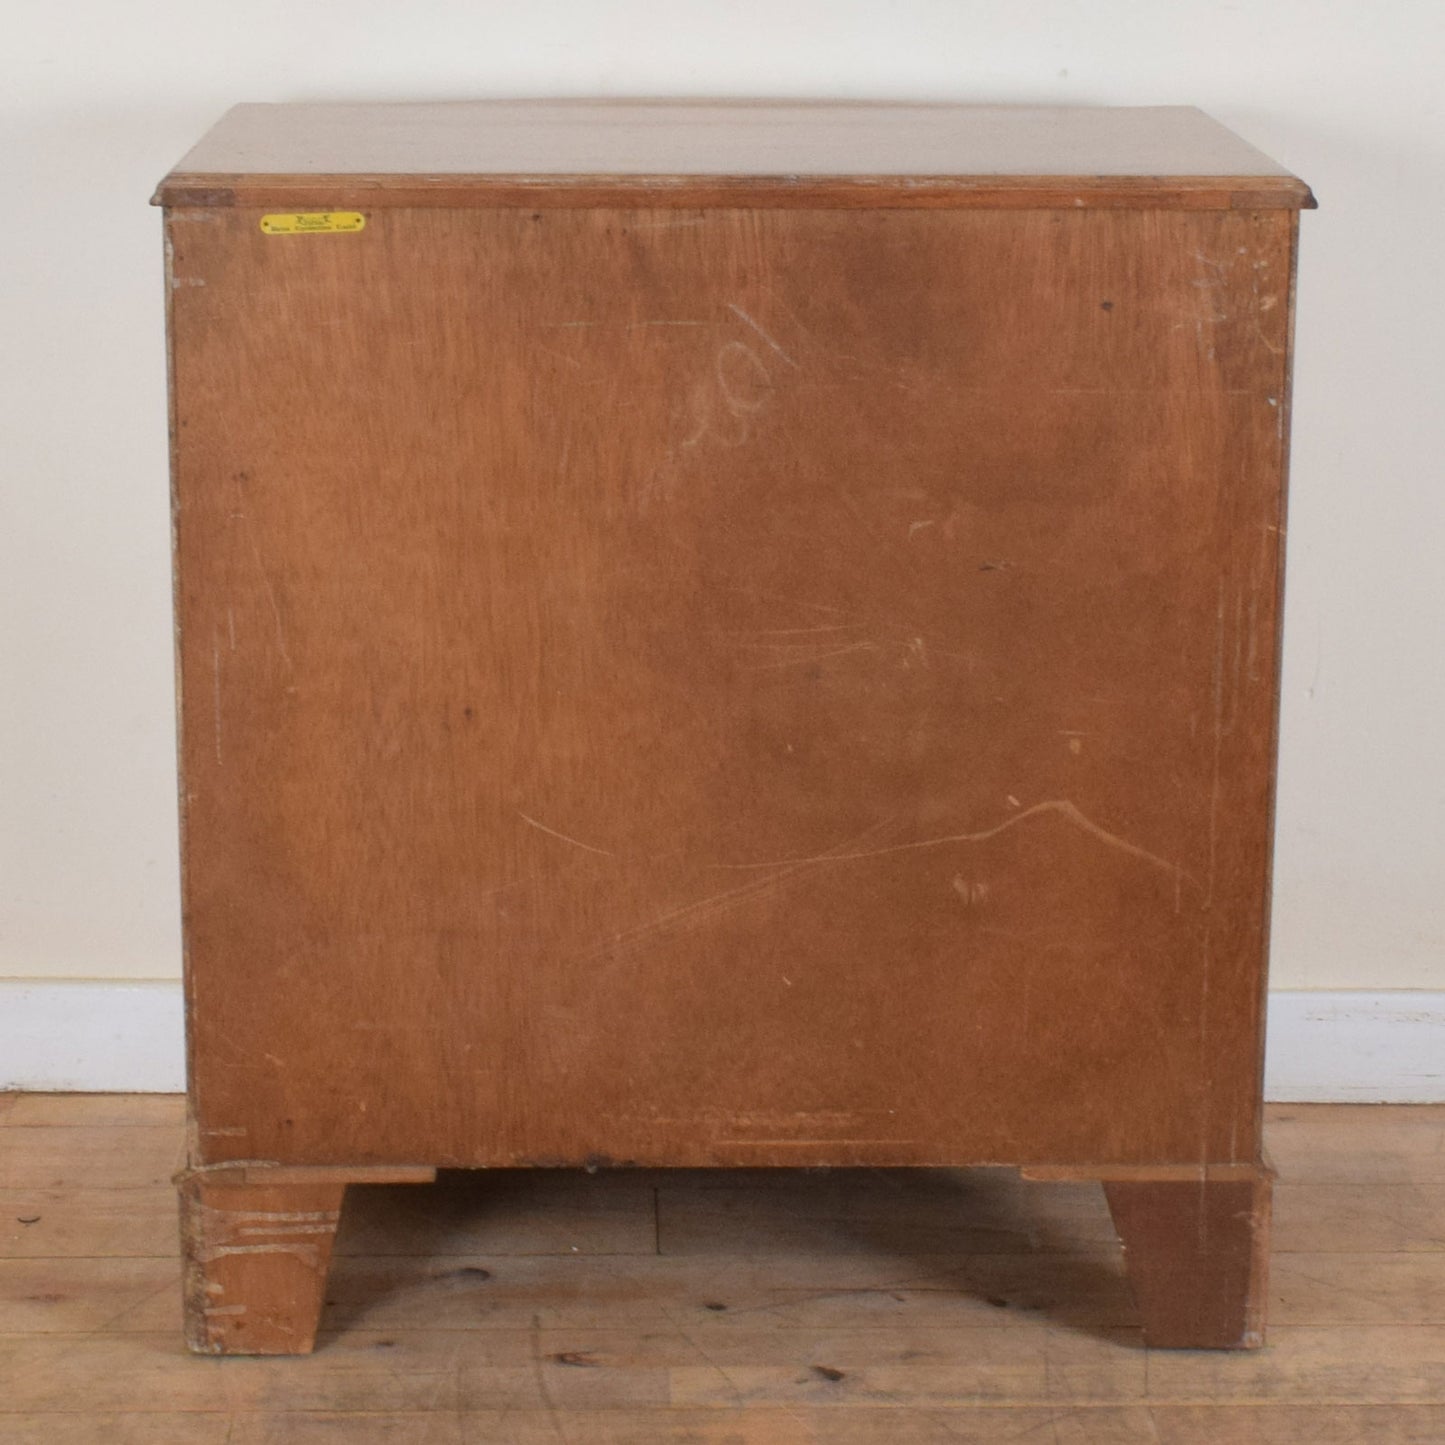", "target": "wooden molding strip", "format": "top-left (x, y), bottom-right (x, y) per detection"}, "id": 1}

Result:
top-left (153, 171), bottom-right (1317, 211)
top-left (1021, 1159), bottom-right (1275, 1184)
